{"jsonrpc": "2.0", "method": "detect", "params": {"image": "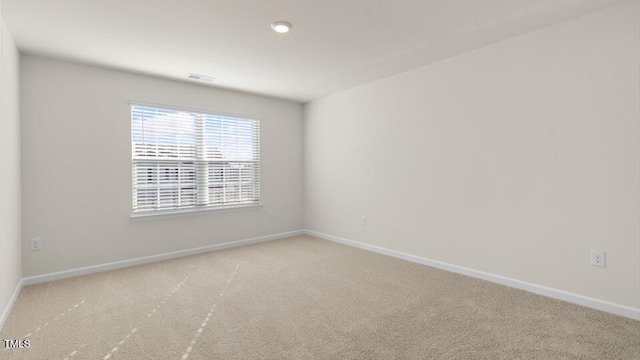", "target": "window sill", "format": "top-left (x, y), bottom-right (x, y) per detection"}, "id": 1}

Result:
top-left (130, 203), bottom-right (263, 221)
